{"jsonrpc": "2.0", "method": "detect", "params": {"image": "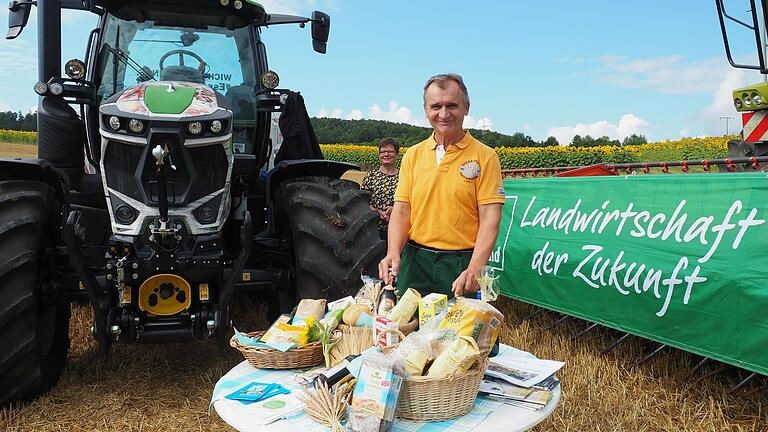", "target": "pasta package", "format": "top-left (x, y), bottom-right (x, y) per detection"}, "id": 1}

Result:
top-left (349, 351), bottom-right (403, 431)
top-left (437, 297), bottom-right (504, 354)
top-left (404, 350), bottom-right (428, 376)
top-left (292, 298), bottom-right (327, 327)
top-left (426, 336), bottom-right (480, 377)
top-left (261, 323), bottom-right (309, 346)
top-left (386, 288), bottom-right (421, 326)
